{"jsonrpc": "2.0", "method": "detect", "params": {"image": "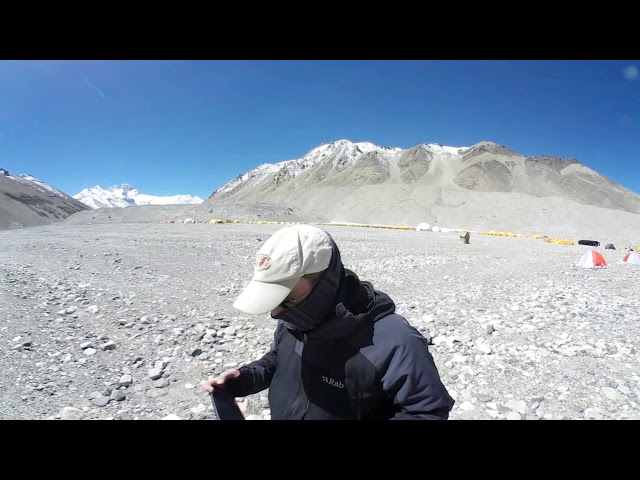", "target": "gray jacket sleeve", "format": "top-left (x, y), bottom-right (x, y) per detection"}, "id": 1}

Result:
top-left (364, 314), bottom-right (455, 420)
top-left (227, 321), bottom-right (285, 397)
